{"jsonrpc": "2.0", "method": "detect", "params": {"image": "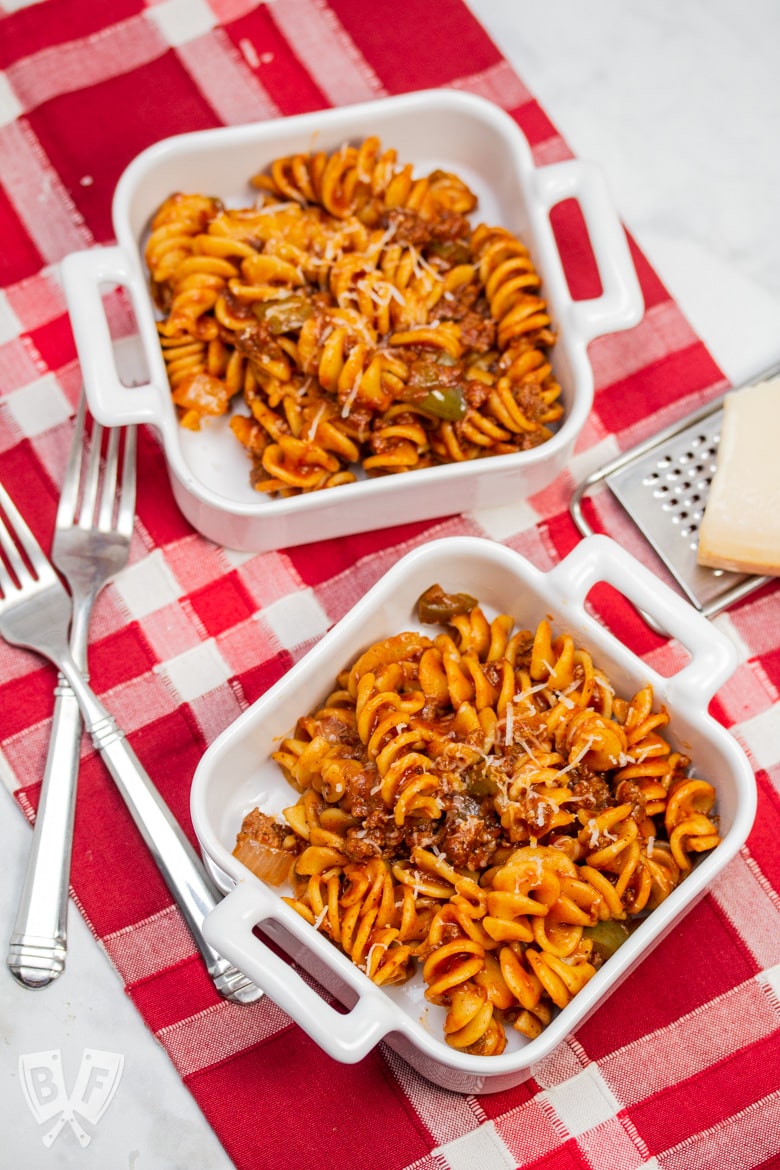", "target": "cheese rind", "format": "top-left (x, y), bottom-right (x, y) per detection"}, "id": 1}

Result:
top-left (697, 376), bottom-right (780, 577)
